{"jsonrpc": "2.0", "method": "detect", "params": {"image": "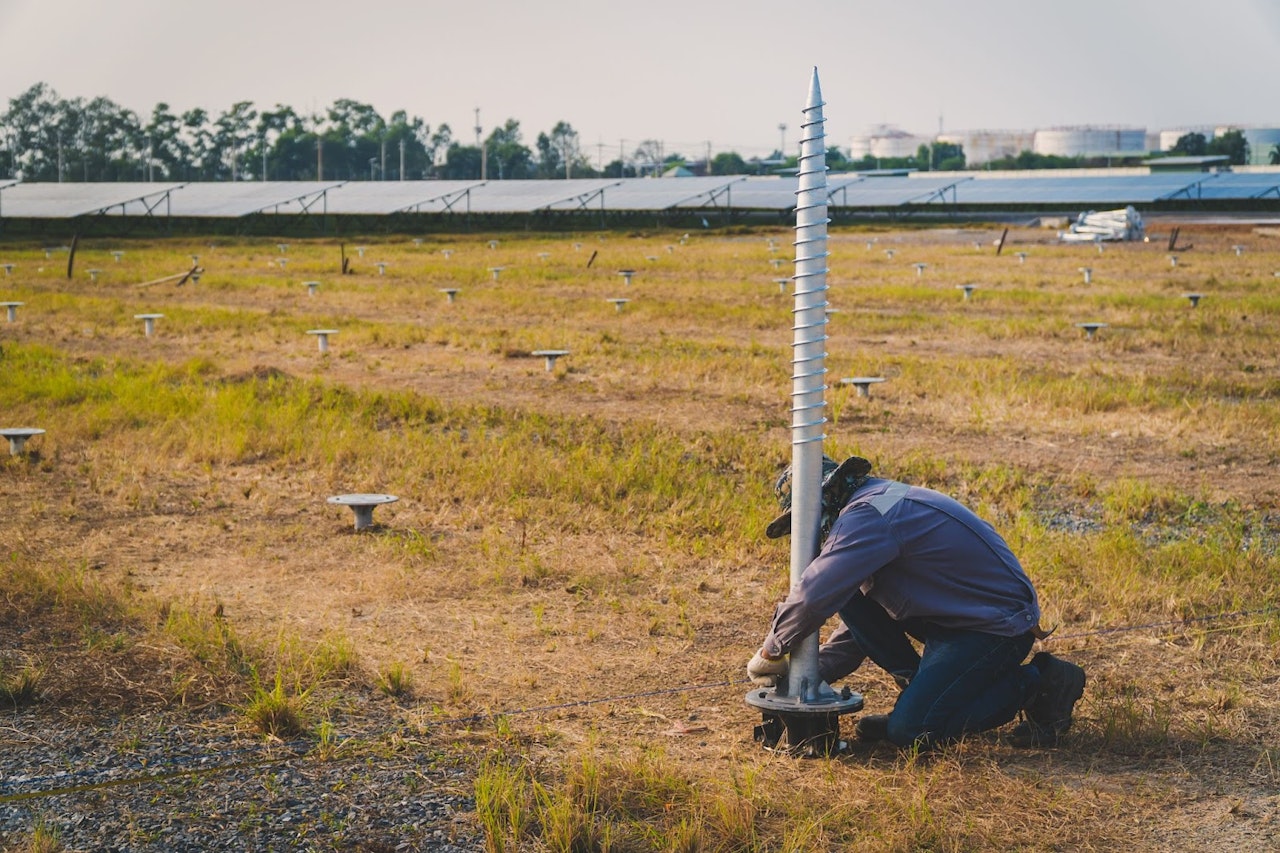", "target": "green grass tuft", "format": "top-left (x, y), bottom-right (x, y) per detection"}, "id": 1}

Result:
top-left (243, 671), bottom-right (309, 740)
